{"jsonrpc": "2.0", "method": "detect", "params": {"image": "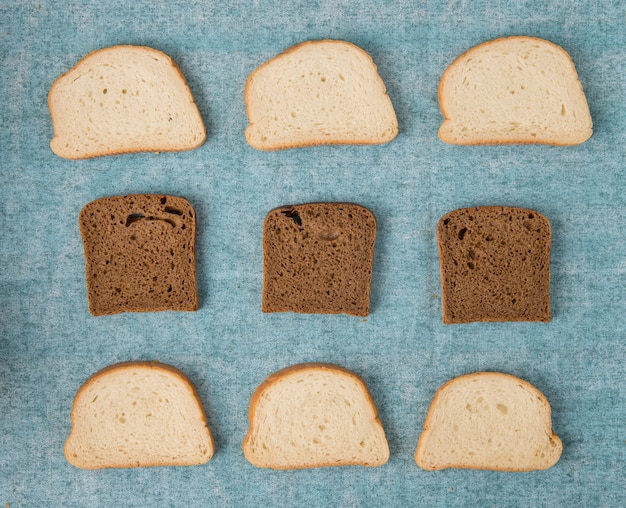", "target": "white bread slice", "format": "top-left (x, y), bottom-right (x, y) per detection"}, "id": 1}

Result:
top-left (415, 372), bottom-right (562, 471)
top-left (49, 45), bottom-right (206, 159)
top-left (243, 363), bottom-right (389, 469)
top-left (245, 40), bottom-right (398, 150)
top-left (438, 36), bottom-right (592, 145)
top-left (65, 362), bottom-right (214, 469)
